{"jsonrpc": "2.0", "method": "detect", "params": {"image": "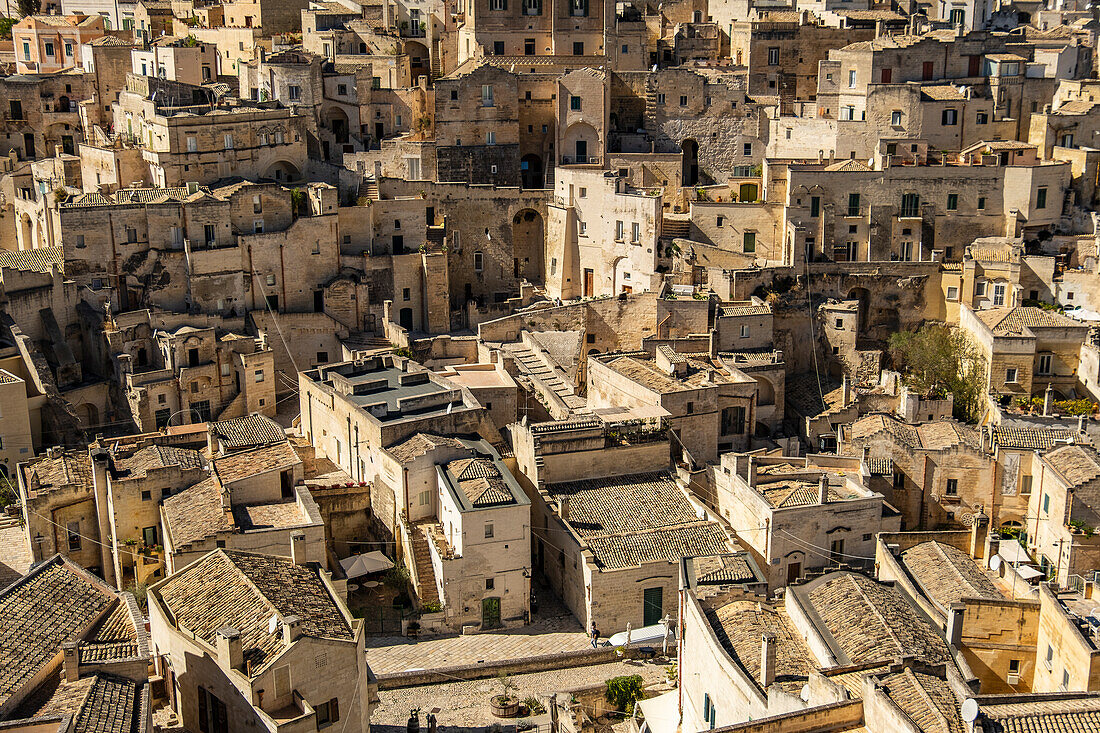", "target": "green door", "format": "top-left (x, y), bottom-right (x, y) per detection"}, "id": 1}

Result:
top-left (643, 587), bottom-right (663, 626)
top-left (482, 597), bottom-right (501, 628)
